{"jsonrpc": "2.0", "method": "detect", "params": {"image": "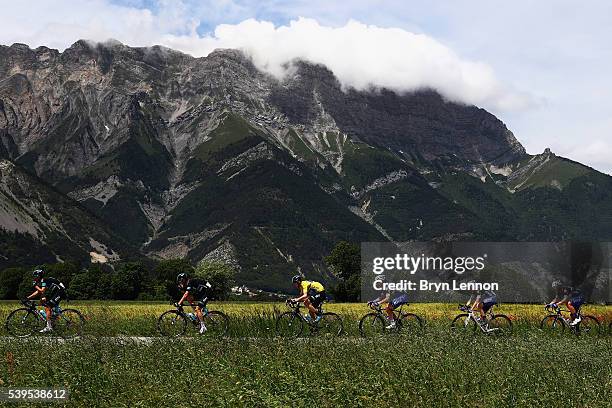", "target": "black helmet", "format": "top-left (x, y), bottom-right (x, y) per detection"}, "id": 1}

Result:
top-left (176, 273), bottom-right (189, 284)
top-left (292, 275), bottom-right (302, 284)
top-left (33, 269), bottom-right (45, 280)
